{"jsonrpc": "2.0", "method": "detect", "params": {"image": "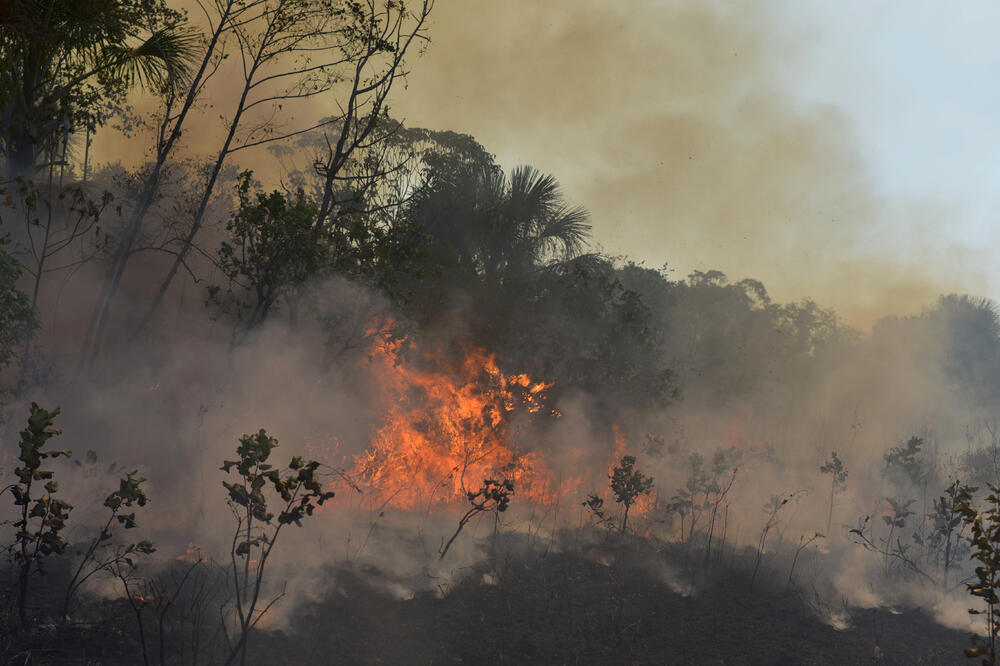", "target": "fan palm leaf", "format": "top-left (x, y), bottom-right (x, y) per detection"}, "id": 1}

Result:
top-left (535, 204), bottom-right (590, 260)
top-left (98, 25), bottom-right (199, 91)
top-left (407, 157), bottom-right (592, 280)
top-left (0, 0), bottom-right (197, 176)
